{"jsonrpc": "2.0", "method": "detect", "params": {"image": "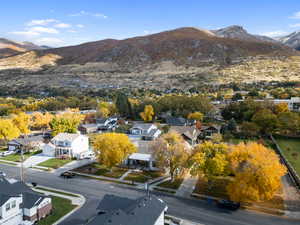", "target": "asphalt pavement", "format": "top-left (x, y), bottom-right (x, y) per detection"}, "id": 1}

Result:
top-left (0, 164), bottom-right (299, 225)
